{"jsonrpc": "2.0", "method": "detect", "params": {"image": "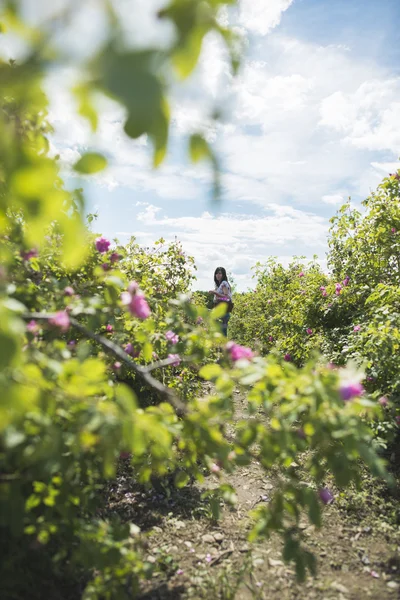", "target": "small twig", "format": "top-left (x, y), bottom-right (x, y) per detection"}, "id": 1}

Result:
top-left (22, 312), bottom-right (188, 417)
top-left (209, 548), bottom-right (234, 567)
